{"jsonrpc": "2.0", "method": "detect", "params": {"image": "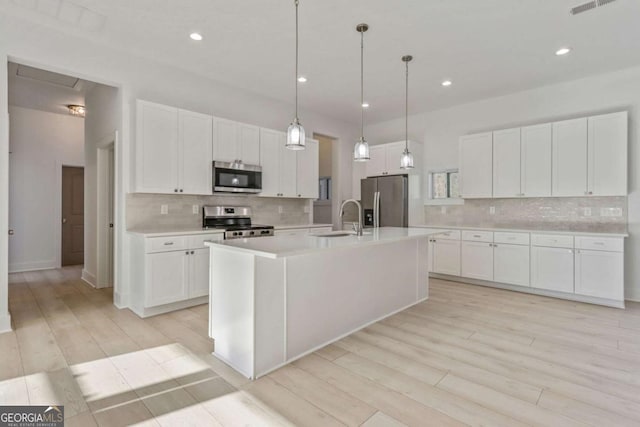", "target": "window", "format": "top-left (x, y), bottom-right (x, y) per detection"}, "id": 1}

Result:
top-left (318, 177), bottom-right (332, 200)
top-left (430, 170), bottom-right (460, 199)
